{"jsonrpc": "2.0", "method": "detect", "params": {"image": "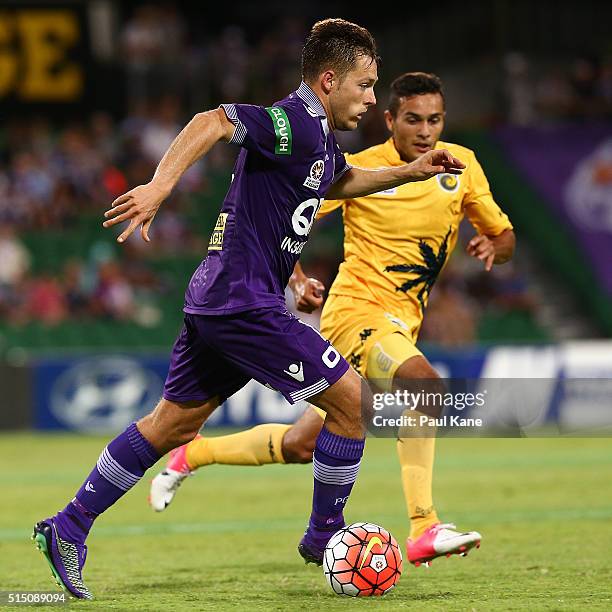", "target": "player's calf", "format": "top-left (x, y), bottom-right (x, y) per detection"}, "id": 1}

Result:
top-left (281, 406), bottom-right (322, 464)
top-left (138, 398), bottom-right (218, 454)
